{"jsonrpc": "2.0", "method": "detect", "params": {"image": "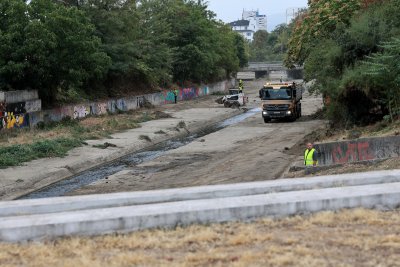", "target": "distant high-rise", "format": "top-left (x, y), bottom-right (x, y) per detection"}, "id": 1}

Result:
top-left (229, 9), bottom-right (267, 41)
top-left (242, 9), bottom-right (267, 32)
